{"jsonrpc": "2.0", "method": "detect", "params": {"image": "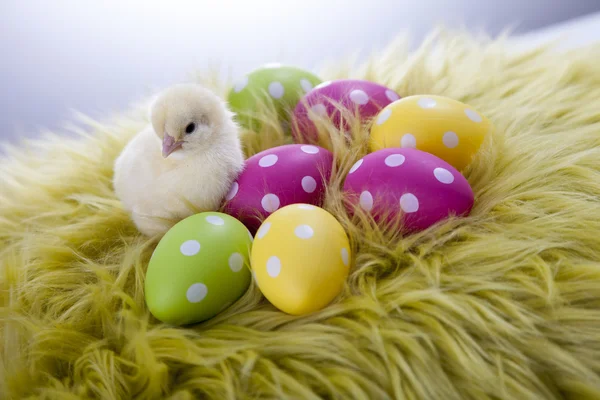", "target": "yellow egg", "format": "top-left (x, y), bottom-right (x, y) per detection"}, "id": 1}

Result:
top-left (369, 95), bottom-right (491, 170)
top-left (250, 204), bottom-right (350, 315)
